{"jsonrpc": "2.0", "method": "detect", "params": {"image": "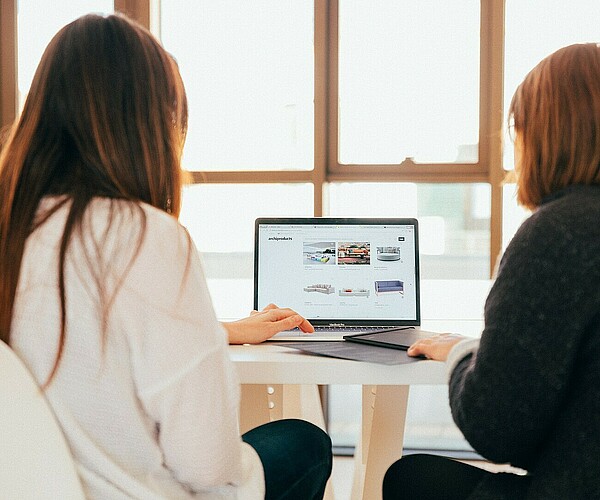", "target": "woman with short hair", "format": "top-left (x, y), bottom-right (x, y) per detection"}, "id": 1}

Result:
top-left (383, 43), bottom-right (600, 499)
